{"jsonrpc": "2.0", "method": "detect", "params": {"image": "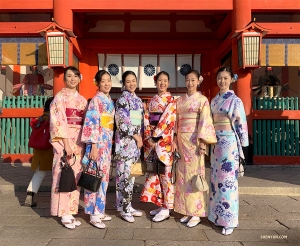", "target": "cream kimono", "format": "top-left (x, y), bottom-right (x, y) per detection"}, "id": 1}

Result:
top-left (174, 92), bottom-right (216, 217)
